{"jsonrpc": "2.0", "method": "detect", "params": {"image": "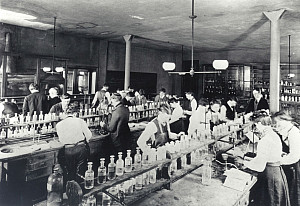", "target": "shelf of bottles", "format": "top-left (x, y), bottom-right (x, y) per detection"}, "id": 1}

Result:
top-left (81, 116), bottom-right (251, 206)
top-left (128, 102), bottom-right (160, 123)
